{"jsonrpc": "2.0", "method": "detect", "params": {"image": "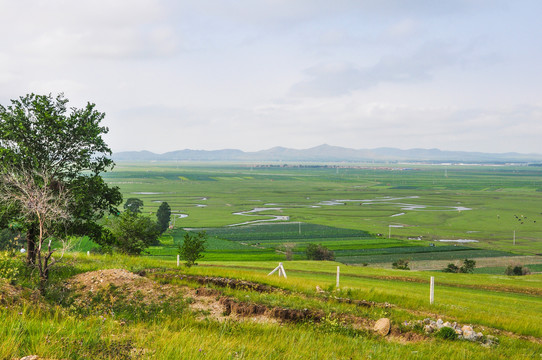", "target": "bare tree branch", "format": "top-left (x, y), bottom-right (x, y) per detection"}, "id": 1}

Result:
top-left (0, 167), bottom-right (71, 292)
